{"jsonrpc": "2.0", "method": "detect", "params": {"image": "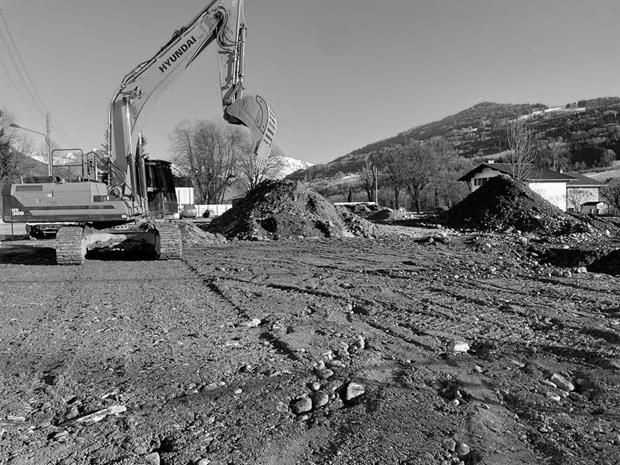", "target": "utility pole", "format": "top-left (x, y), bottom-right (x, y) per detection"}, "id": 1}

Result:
top-left (46, 113), bottom-right (52, 176)
top-left (372, 164), bottom-right (378, 206)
